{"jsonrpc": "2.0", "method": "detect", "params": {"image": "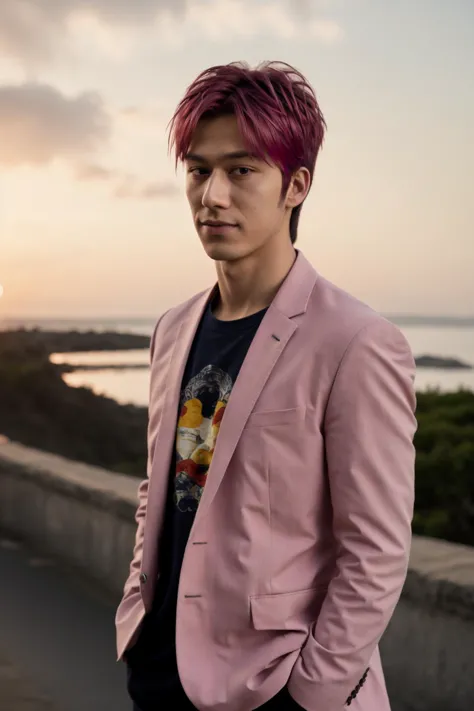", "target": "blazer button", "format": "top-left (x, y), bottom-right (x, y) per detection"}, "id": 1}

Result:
top-left (139, 572), bottom-right (148, 583)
